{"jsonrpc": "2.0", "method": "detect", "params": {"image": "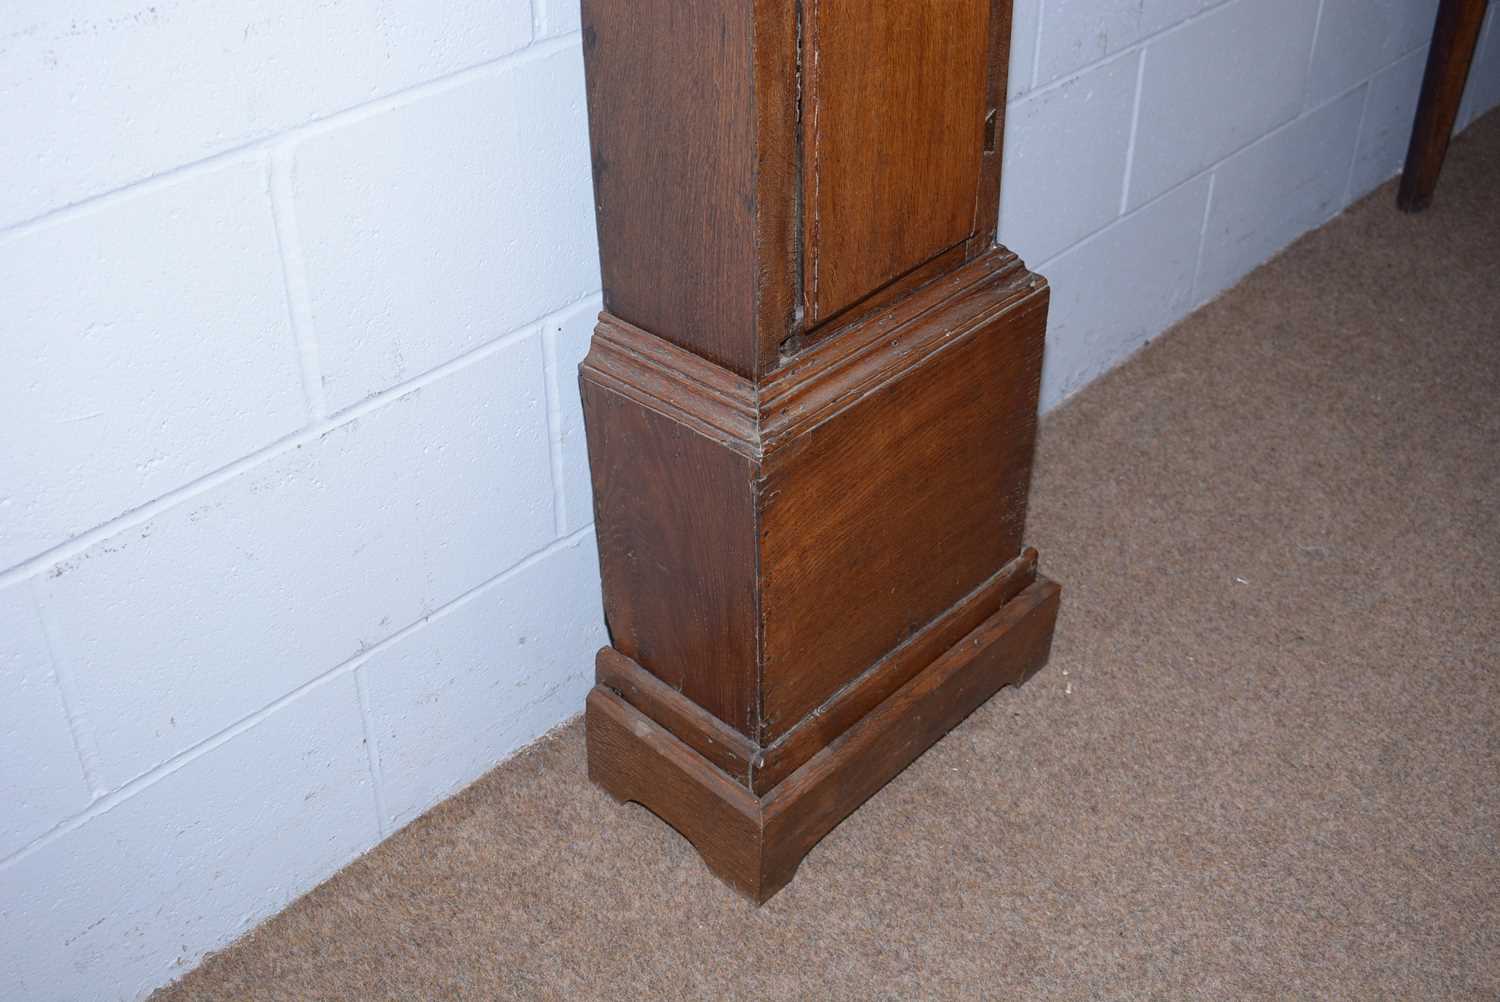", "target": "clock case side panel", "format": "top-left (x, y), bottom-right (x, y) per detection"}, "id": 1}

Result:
top-left (579, 0), bottom-right (799, 380)
top-left (579, 319), bottom-right (765, 738)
